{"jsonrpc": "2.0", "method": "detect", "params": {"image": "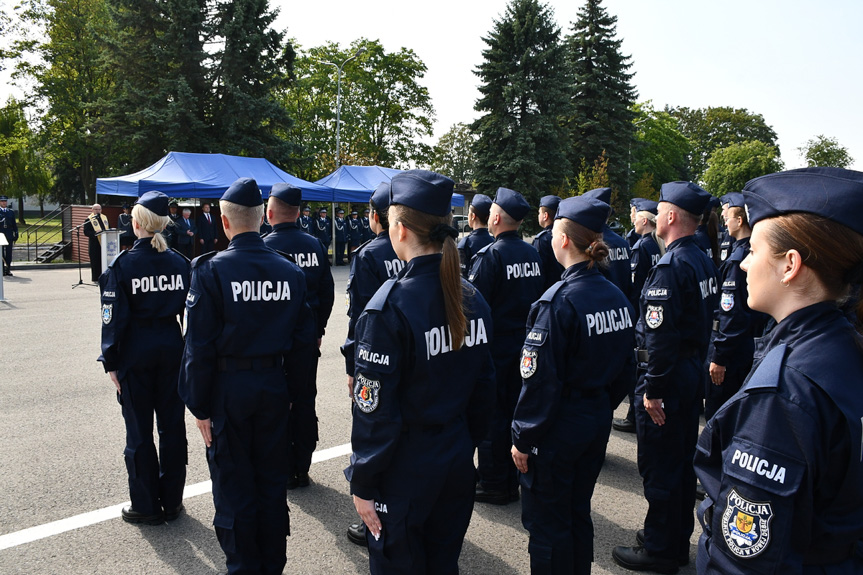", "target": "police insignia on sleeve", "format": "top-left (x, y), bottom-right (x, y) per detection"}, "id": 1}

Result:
top-left (721, 292), bottom-right (735, 312)
top-left (645, 305), bottom-right (663, 329)
top-left (722, 488), bottom-right (773, 558)
top-left (345, 291), bottom-right (351, 314)
top-left (101, 304), bottom-right (113, 325)
top-left (520, 349), bottom-right (538, 379)
top-left (354, 373), bottom-right (380, 413)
